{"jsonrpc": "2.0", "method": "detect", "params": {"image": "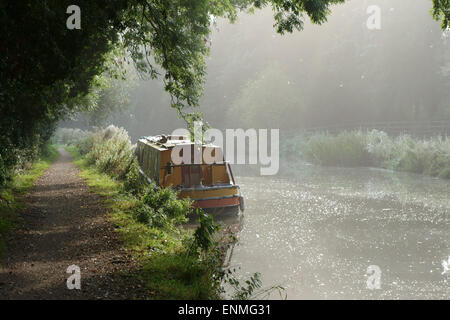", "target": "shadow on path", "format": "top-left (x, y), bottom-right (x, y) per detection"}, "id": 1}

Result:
top-left (0, 148), bottom-right (146, 299)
